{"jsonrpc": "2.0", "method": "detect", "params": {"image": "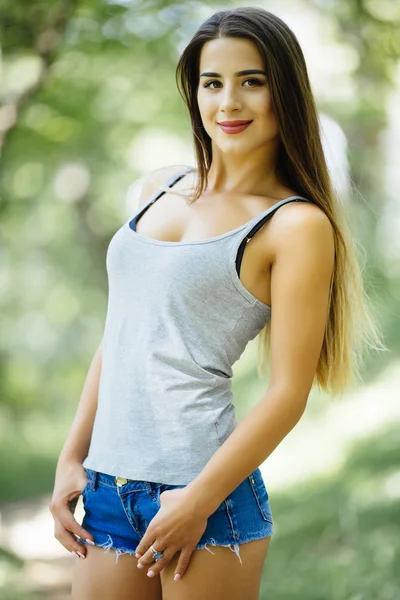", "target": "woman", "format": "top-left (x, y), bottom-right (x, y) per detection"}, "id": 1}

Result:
top-left (50, 7), bottom-right (383, 600)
